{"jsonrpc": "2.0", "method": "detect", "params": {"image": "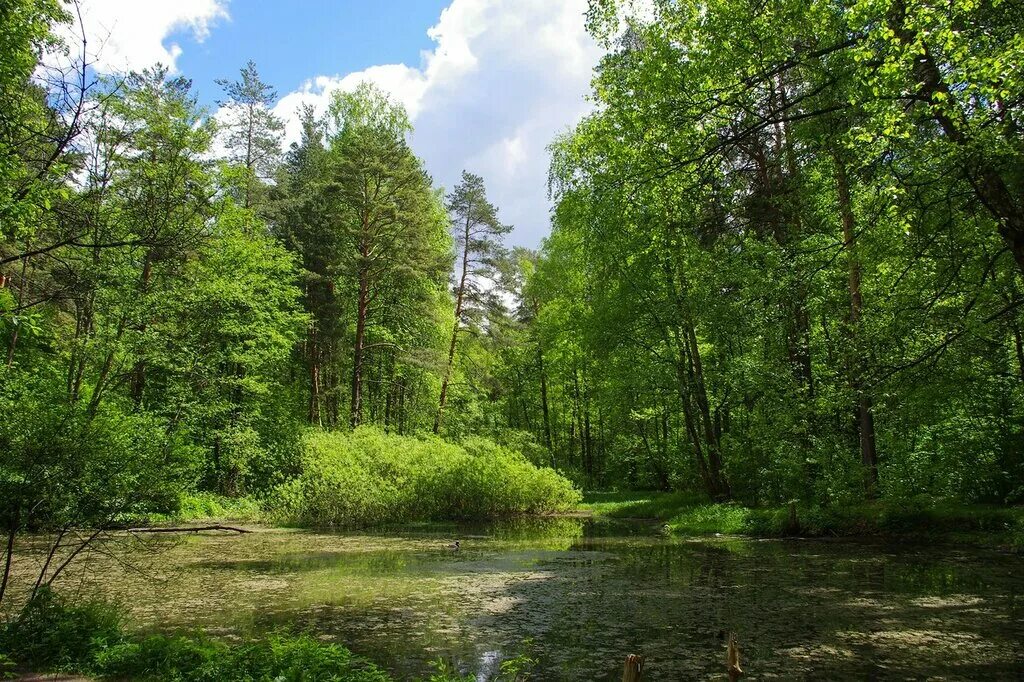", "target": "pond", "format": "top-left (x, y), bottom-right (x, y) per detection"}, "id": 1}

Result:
top-left (31, 519), bottom-right (1024, 680)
